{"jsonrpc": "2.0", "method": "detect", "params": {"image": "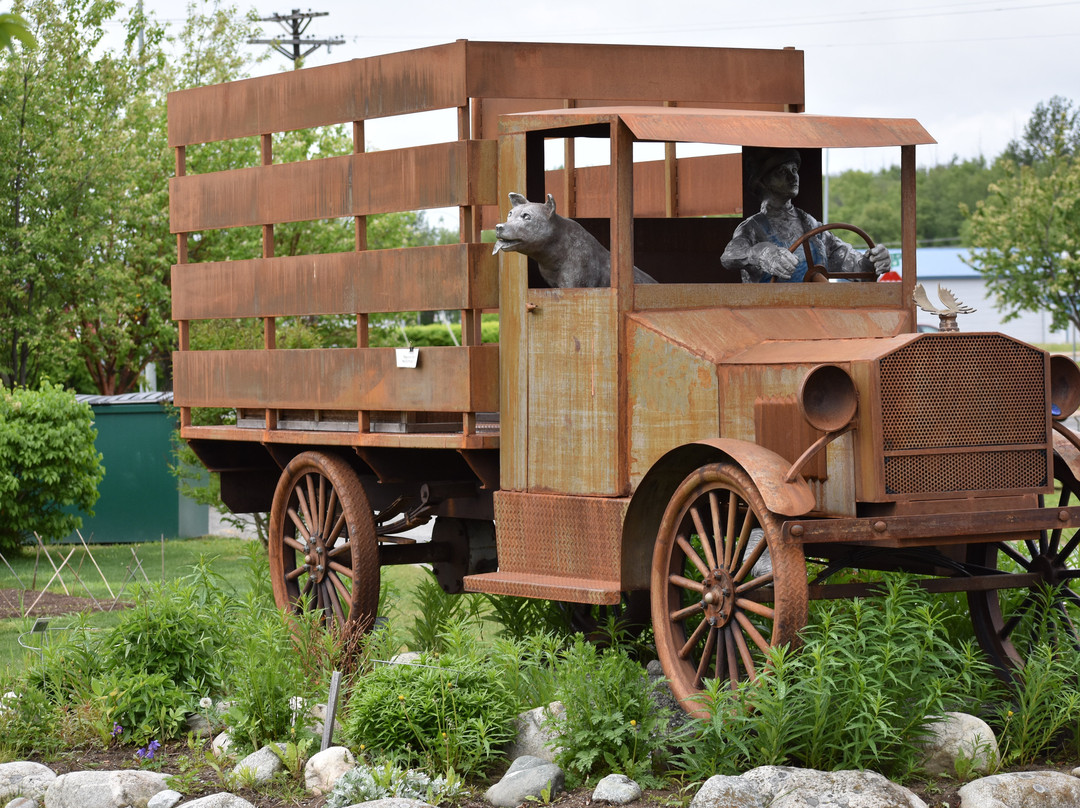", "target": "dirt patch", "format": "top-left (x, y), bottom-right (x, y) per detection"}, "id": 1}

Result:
top-left (0, 588), bottom-right (129, 620)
